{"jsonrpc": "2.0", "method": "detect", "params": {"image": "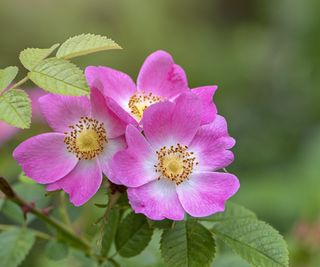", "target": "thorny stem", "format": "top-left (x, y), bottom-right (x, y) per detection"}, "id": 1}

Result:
top-left (0, 177), bottom-right (91, 254)
top-left (0, 177), bottom-right (122, 265)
